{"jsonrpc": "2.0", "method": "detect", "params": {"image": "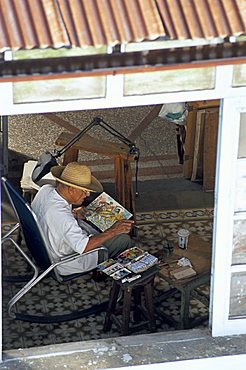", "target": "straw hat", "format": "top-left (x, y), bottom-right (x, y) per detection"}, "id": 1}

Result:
top-left (51, 162), bottom-right (103, 192)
